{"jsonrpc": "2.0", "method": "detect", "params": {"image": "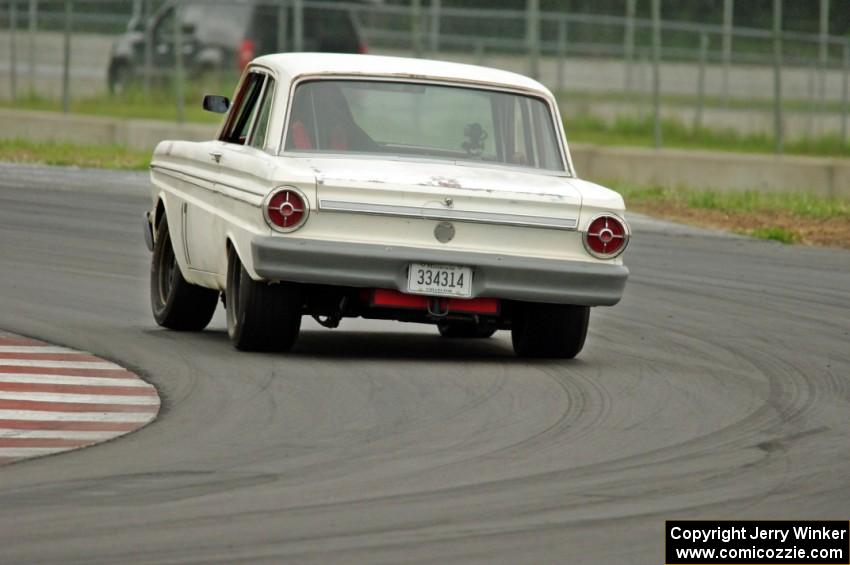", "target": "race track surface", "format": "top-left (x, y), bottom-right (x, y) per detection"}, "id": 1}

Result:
top-left (0, 165), bottom-right (849, 564)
